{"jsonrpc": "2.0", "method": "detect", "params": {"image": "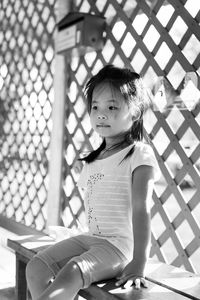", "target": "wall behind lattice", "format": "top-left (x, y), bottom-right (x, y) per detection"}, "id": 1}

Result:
top-left (0, 0), bottom-right (56, 230)
top-left (62, 0), bottom-right (200, 273)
